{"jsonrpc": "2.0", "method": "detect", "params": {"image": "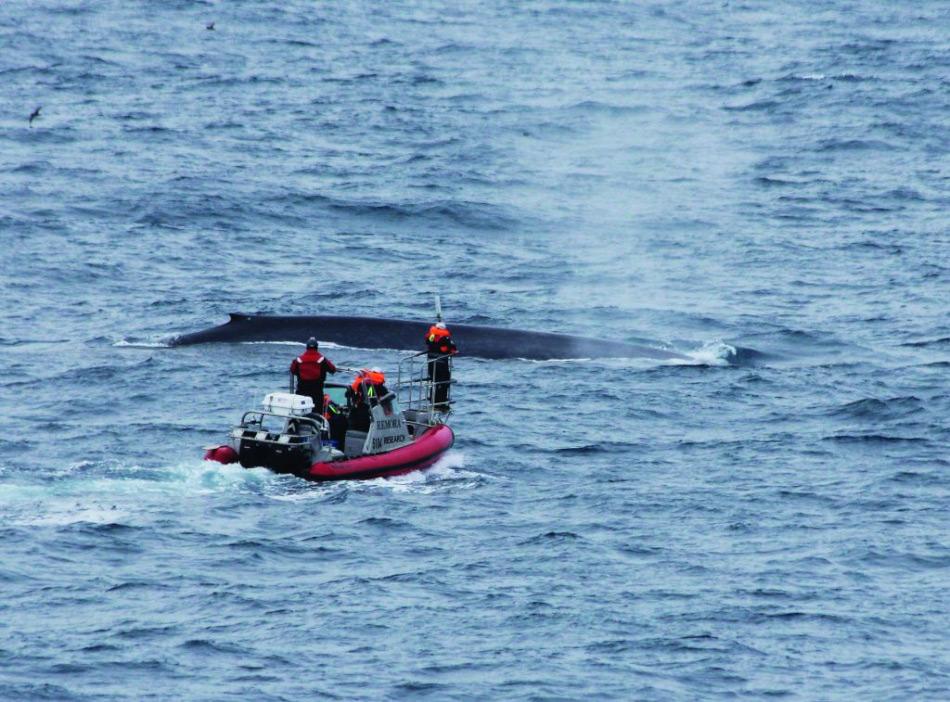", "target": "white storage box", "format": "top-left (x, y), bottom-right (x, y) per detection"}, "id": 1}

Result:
top-left (262, 392), bottom-right (314, 417)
